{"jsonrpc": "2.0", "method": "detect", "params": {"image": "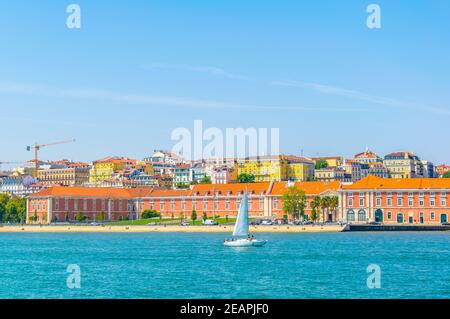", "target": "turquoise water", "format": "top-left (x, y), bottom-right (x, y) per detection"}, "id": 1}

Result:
top-left (0, 232), bottom-right (449, 299)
